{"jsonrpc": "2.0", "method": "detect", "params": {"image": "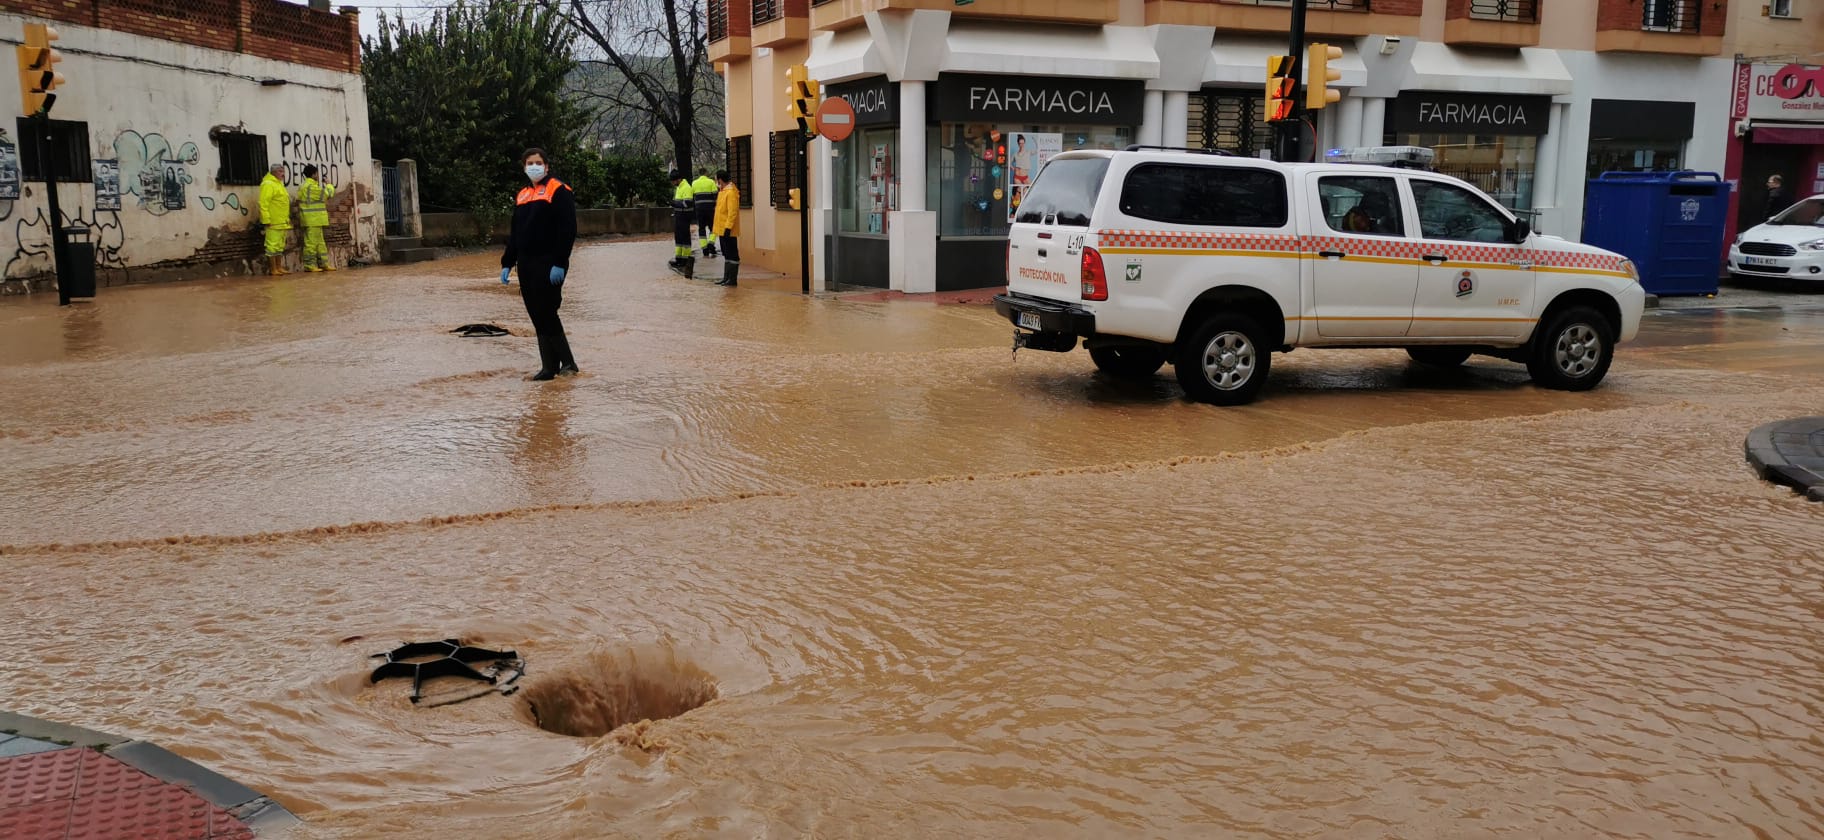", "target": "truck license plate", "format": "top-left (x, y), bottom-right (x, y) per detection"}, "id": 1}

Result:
top-left (1744, 256), bottom-right (1781, 267)
top-left (1018, 312), bottom-right (1042, 330)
